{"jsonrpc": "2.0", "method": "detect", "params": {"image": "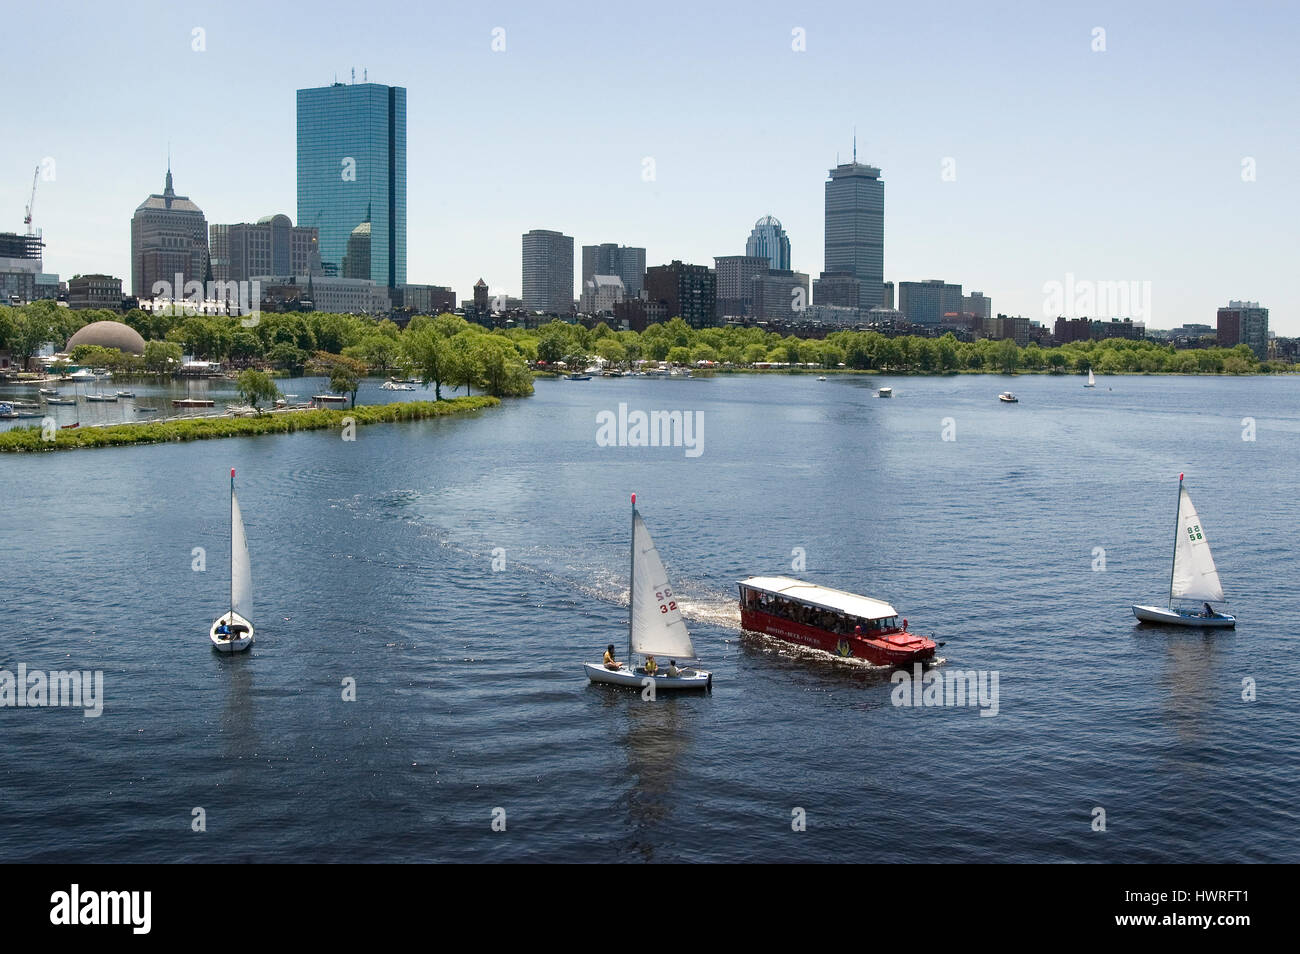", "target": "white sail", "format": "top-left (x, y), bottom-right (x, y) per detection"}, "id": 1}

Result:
top-left (1171, 485), bottom-right (1224, 602)
top-left (1087, 369), bottom-right (1095, 386)
top-left (231, 489), bottom-right (253, 622)
top-left (630, 512), bottom-right (695, 659)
